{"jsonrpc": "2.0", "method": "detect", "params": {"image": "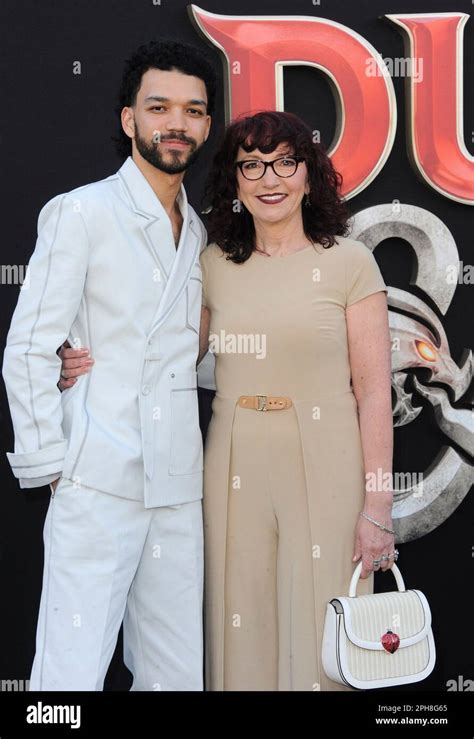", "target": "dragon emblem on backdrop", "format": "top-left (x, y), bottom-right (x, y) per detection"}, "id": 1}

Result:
top-left (351, 203), bottom-right (473, 543)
